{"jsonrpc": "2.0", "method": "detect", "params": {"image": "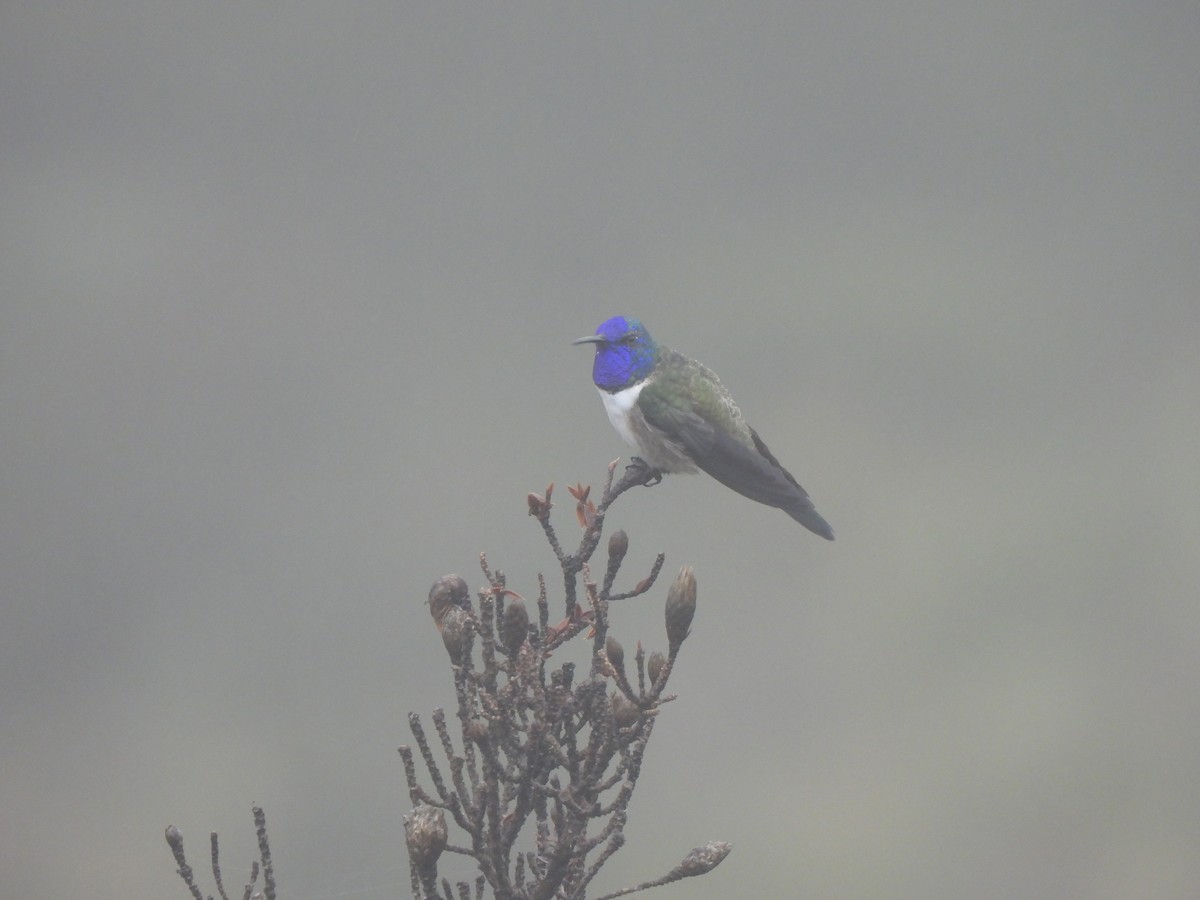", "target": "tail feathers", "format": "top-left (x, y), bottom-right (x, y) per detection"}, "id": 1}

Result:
top-left (748, 428), bottom-right (835, 540)
top-left (785, 499), bottom-right (835, 541)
